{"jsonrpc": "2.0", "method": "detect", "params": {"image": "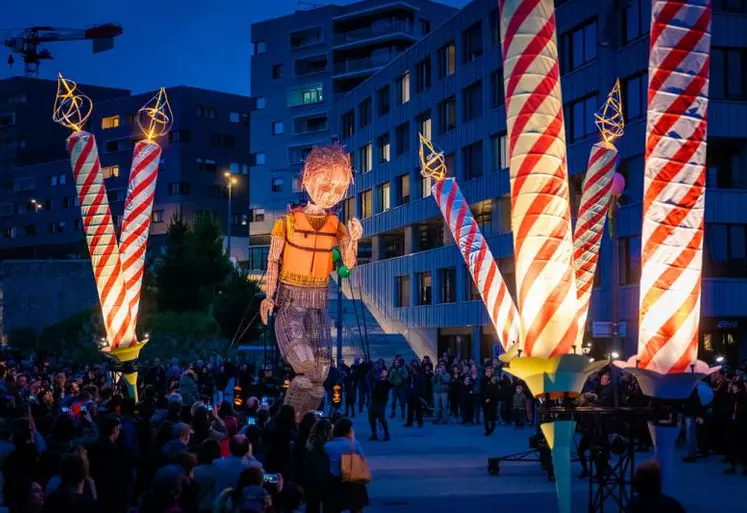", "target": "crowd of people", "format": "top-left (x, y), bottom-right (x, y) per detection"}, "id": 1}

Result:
top-left (0, 347), bottom-right (744, 513)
